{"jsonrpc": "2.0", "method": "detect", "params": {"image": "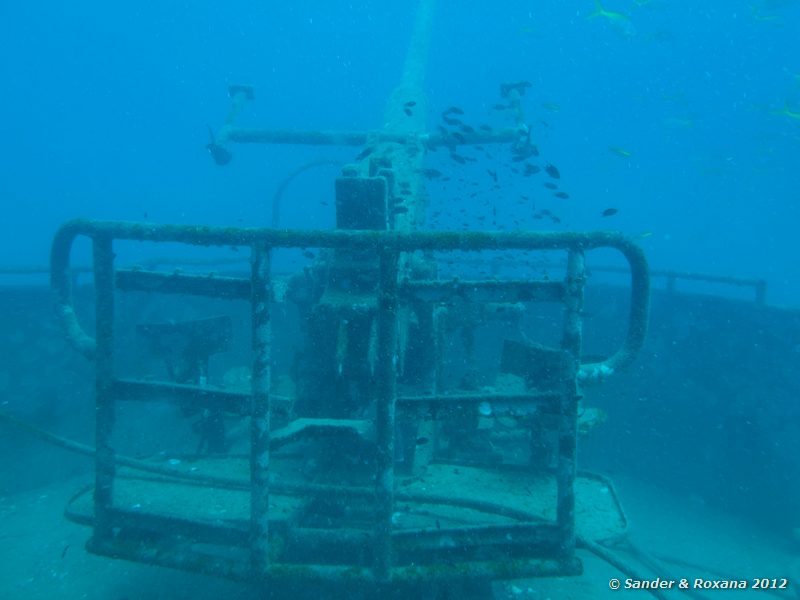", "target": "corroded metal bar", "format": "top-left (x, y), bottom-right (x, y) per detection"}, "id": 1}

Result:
top-left (111, 379), bottom-right (249, 413)
top-left (374, 247), bottom-right (399, 580)
top-left (51, 219), bottom-right (646, 253)
top-left (77, 503), bottom-right (559, 562)
top-left (115, 269), bottom-right (251, 299)
top-left (250, 242), bottom-right (272, 574)
top-left (561, 249), bottom-right (585, 359)
top-left (50, 226), bottom-right (96, 359)
top-left (399, 279), bottom-right (564, 303)
top-left (92, 234), bottom-right (116, 540)
top-left (556, 249), bottom-right (585, 555)
top-left (287, 522), bottom-right (560, 552)
top-left (87, 533), bottom-right (582, 584)
top-left (433, 306), bottom-right (446, 396)
top-left (279, 524), bottom-right (563, 566)
top-left (397, 391), bottom-right (560, 407)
